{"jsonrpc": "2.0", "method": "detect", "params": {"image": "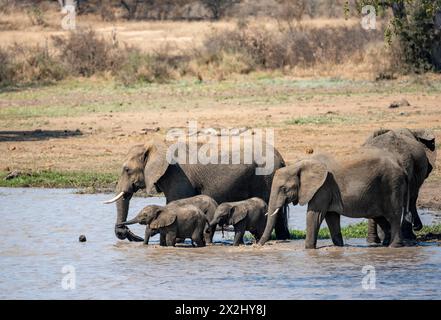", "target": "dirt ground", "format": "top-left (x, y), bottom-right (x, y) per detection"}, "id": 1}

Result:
top-left (1, 74), bottom-right (440, 208)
